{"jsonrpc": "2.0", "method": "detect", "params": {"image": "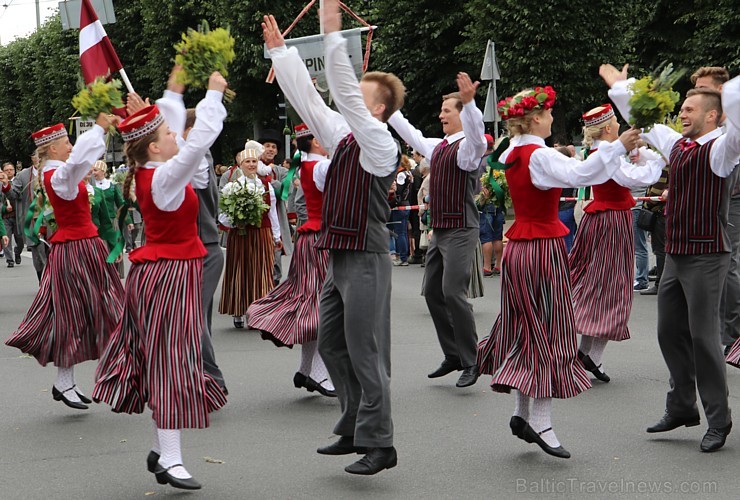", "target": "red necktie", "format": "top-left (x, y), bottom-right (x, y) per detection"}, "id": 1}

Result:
top-left (438, 139), bottom-right (448, 150)
top-left (679, 140), bottom-right (698, 152)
